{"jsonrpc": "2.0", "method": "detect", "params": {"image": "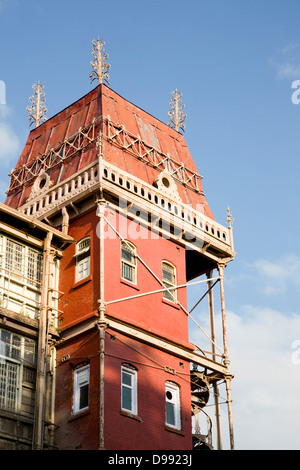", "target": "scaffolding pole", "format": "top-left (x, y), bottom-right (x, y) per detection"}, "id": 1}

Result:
top-left (218, 263), bottom-right (234, 450)
top-left (207, 270), bottom-right (223, 450)
top-left (96, 131), bottom-right (107, 451)
top-left (32, 231), bottom-right (53, 450)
